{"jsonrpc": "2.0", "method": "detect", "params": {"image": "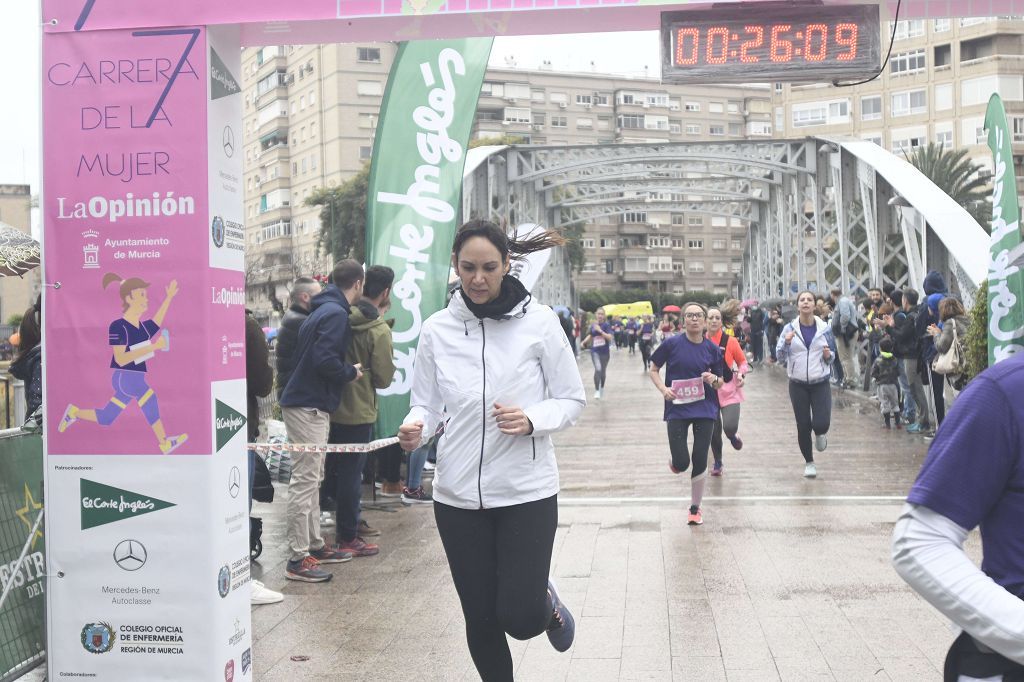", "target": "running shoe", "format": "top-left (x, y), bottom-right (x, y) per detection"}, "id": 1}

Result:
top-left (380, 482), bottom-right (403, 497)
top-left (285, 556), bottom-right (332, 582)
top-left (687, 506), bottom-right (703, 525)
top-left (710, 462), bottom-right (723, 477)
top-left (594, 389), bottom-right (602, 400)
top-left (358, 519), bottom-right (381, 537)
top-left (814, 433), bottom-right (828, 452)
top-left (906, 423), bottom-right (923, 433)
top-left (668, 461), bottom-right (681, 474)
top-left (423, 461), bottom-right (436, 472)
top-left (319, 511), bottom-right (335, 528)
top-left (159, 434), bottom-right (189, 455)
top-left (728, 434), bottom-right (743, 451)
top-left (546, 580), bottom-right (576, 652)
top-left (58, 404), bottom-right (79, 433)
top-left (310, 545), bottom-right (354, 564)
top-left (401, 486), bottom-right (433, 505)
top-left (335, 537), bottom-right (379, 557)
top-left (250, 579), bottom-right (284, 605)
top-left (804, 462), bottom-right (817, 478)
